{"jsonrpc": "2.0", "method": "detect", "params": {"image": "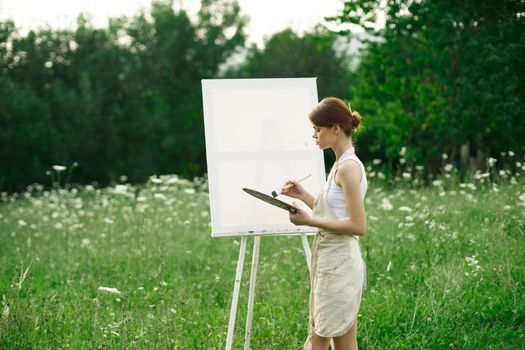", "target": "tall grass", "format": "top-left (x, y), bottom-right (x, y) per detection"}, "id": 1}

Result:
top-left (1, 157), bottom-right (524, 349)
